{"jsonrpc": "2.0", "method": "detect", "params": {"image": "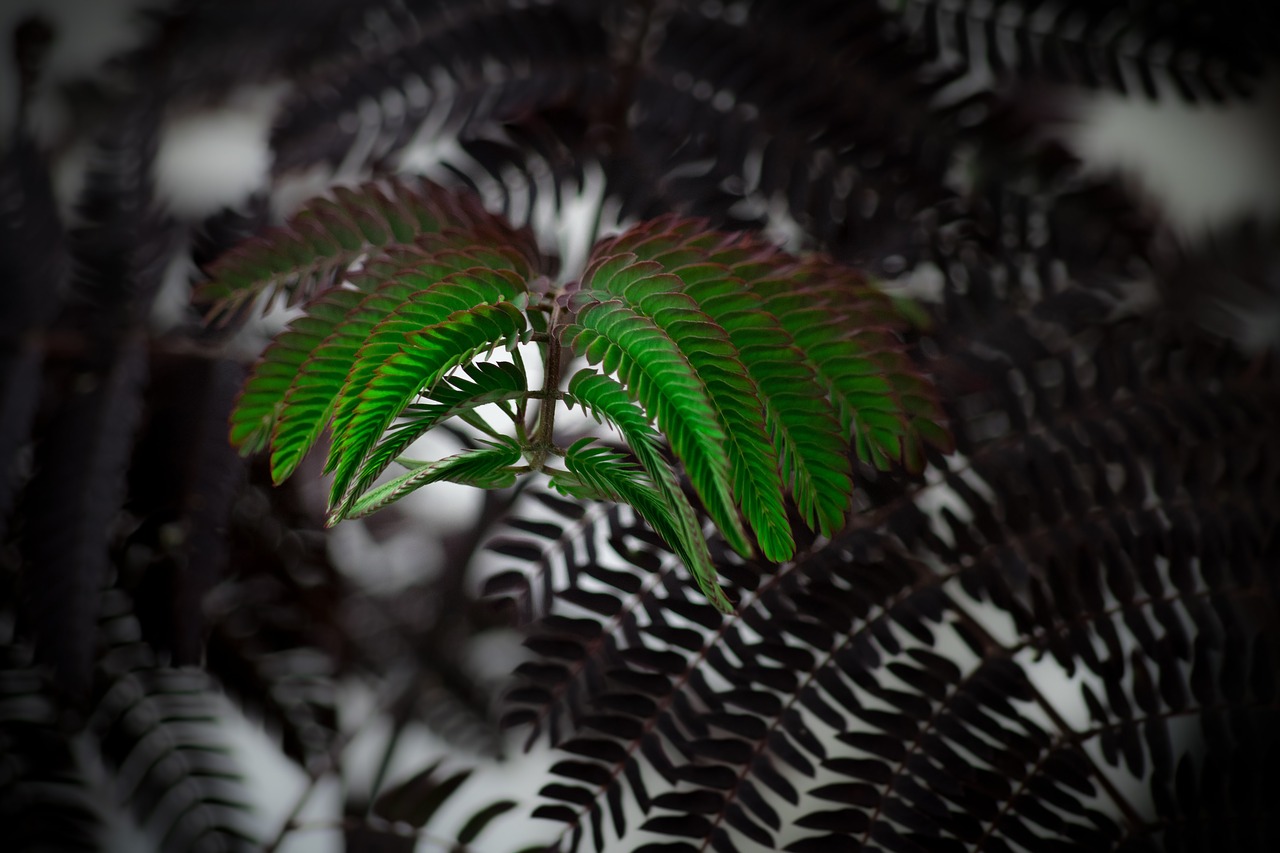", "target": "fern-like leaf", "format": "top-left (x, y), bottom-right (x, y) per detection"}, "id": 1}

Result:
top-left (327, 281), bottom-right (530, 514)
top-left (564, 217), bottom-right (948, 564)
top-left (345, 438), bottom-right (523, 520)
top-left (563, 369), bottom-right (718, 609)
top-left (584, 255), bottom-right (795, 560)
top-left (677, 264), bottom-right (854, 538)
top-left (215, 187), bottom-right (946, 609)
top-left (564, 296), bottom-right (748, 557)
top-left (342, 360), bottom-right (530, 513)
top-left (264, 246), bottom-right (532, 484)
top-left (229, 288), bottom-right (364, 454)
top-left (550, 438), bottom-right (732, 613)
top-left (708, 236), bottom-right (951, 471)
